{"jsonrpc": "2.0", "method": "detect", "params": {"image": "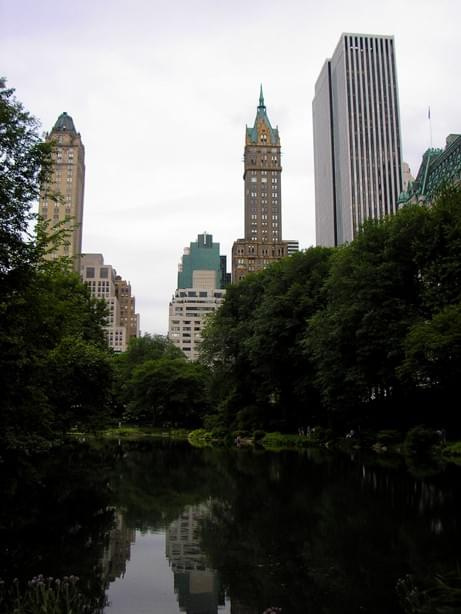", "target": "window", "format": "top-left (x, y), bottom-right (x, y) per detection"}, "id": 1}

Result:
top-left (86, 267), bottom-right (95, 278)
top-left (100, 268), bottom-right (108, 278)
